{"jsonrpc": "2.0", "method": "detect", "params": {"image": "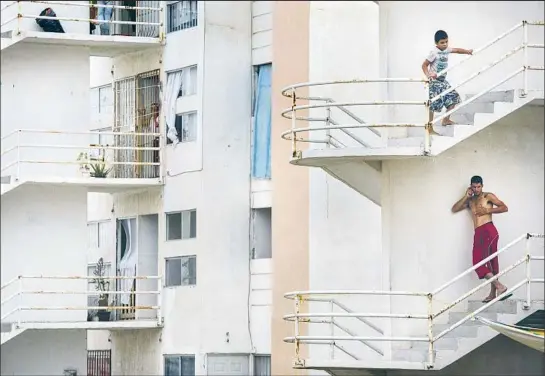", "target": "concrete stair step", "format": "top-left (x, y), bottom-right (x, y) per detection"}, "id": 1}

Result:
top-left (433, 323), bottom-right (479, 338)
top-left (467, 299), bottom-right (518, 314)
top-left (448, 311), bottom-right (497, 326)
top-left (465, 90), bottom-right (515, 103)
